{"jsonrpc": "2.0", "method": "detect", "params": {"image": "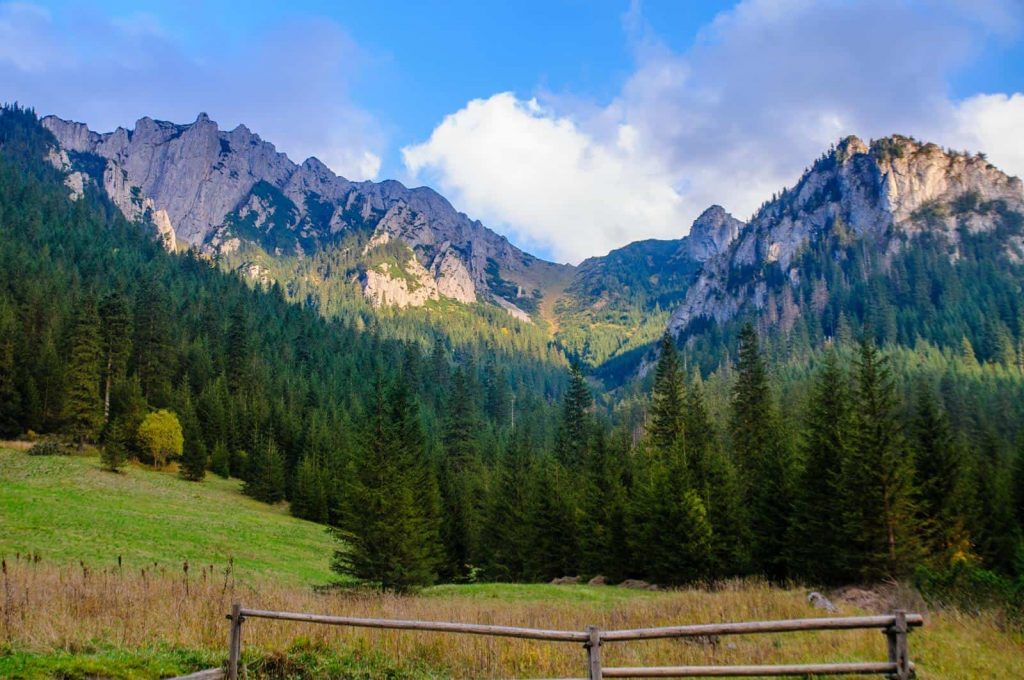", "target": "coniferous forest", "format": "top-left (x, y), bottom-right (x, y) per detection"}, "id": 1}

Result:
top-left (2, 104), bottom-right (1024, 605)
